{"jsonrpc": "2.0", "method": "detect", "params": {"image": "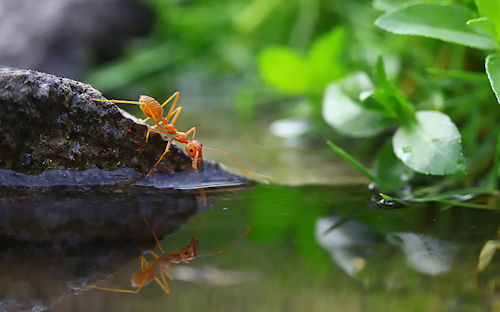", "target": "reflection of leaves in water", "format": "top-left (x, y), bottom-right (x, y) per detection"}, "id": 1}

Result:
top-left (247, 184), bottom-right (417, 275)
top-left (387, 232), bottom-right (458, 276)
top-left (323, 216), bottom-right (352, 235)
top-left (248, 185), bottom-right (351, 274)
top-left (316, 216), bottom-right (383, 277)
